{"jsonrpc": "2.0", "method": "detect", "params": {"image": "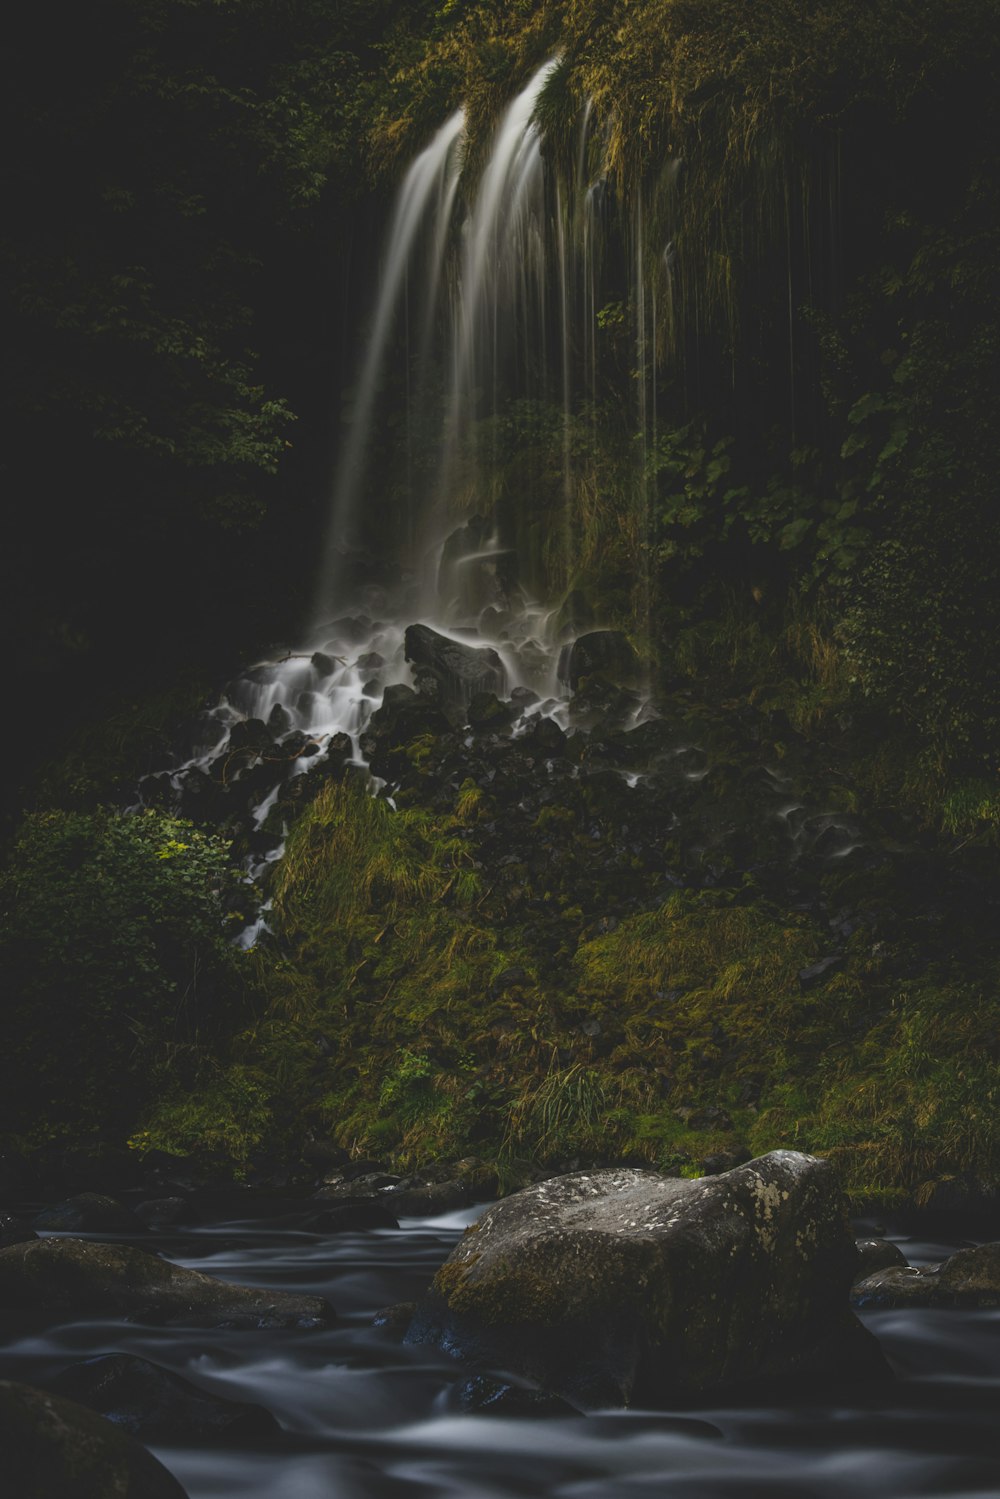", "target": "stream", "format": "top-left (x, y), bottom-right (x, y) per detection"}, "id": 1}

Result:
top-left (3, 1204), bottom-right (1000, 1498)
